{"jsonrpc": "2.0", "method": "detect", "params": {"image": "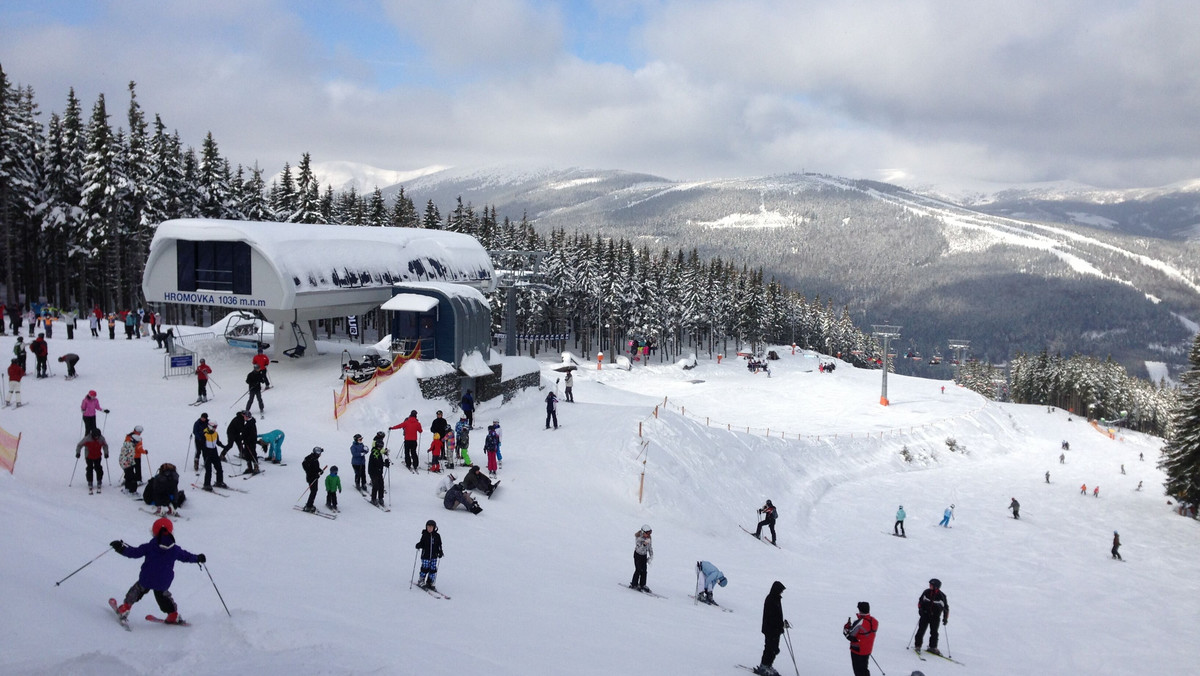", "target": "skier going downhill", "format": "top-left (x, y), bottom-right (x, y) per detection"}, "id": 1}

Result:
top-left (894, 505), bottom-right (907, 537)
top-left (110, 517), bottom-right (205, 625)
top-left (1009, 498), bottom-right (1020, 520)
top-left (939, 504), bottom-right (954, 527)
